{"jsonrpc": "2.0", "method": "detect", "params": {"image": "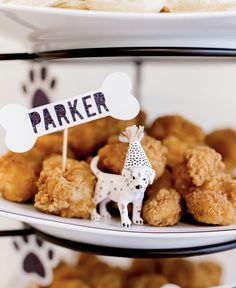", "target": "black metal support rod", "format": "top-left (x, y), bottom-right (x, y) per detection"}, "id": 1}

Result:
top-left (134, 60), bottom-right (142, 102)
top-left (0, 228), bottom-right (34, 237)
top-left (0, 53), bottom-right (34, 61)
top-left (2, 47), bottom-right (236, 62)
top-left (34, 228), bottom-right (236, 258)
top-left (34, 47), bottom-right (236, 61)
